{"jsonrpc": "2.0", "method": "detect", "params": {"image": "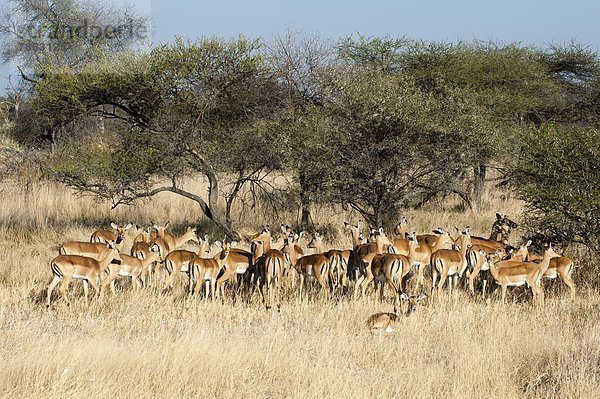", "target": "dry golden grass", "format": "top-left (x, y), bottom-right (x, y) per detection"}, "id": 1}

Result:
top-left (1, 179), bottom-right (599, 398)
